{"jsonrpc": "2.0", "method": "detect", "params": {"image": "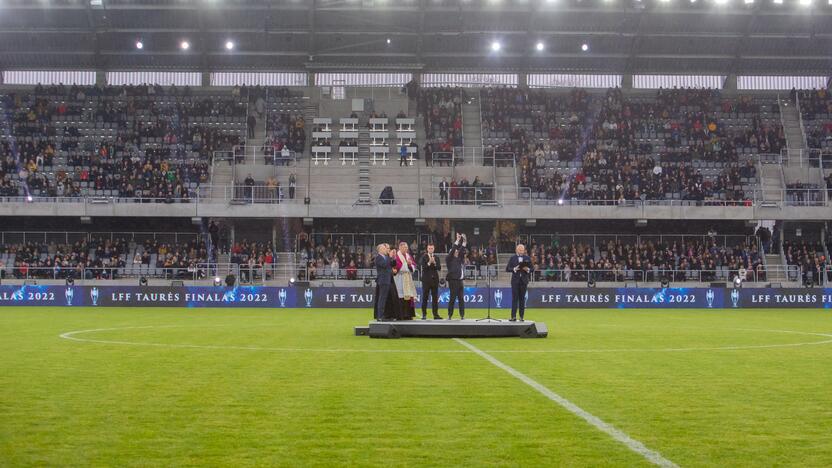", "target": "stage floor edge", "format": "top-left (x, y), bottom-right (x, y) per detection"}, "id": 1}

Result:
top-left (355, 320), bottom-right (548, 339)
